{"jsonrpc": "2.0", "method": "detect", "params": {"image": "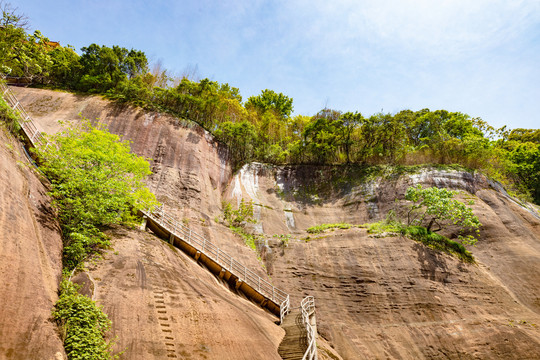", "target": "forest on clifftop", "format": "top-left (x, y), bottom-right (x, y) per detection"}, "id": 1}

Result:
top-left (1, 2), bottom-right (539, 204)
